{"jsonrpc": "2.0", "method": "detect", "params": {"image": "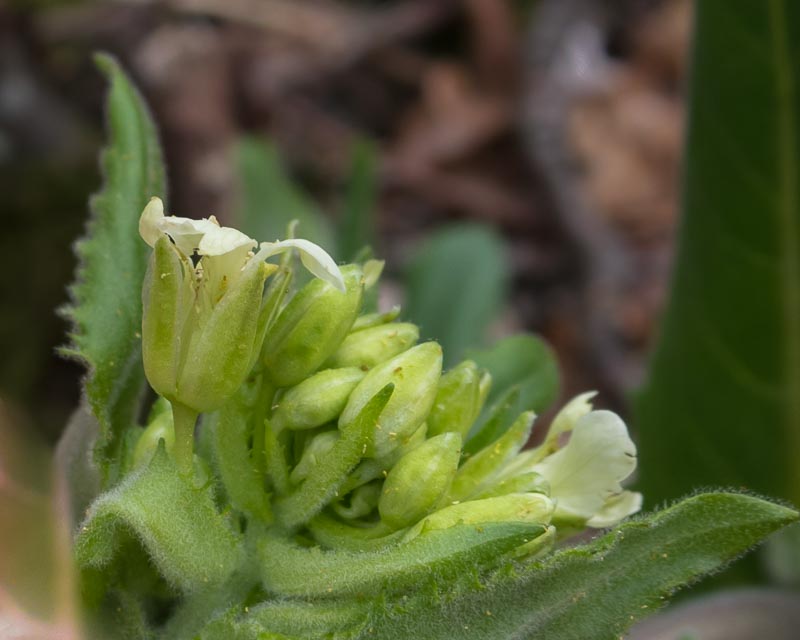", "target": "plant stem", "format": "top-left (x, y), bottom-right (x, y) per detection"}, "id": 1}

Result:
top-left (172, 402), bottom-right (199, 476)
